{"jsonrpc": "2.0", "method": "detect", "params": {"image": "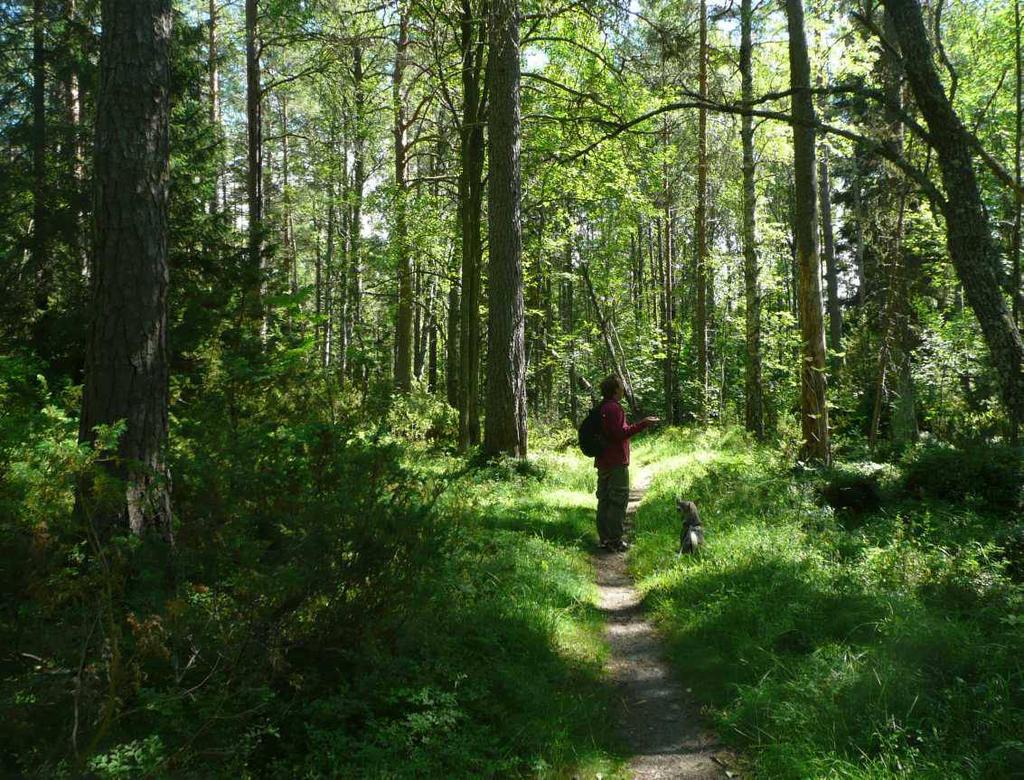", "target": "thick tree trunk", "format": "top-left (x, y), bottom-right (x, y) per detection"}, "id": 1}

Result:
top-left (694, 0), bottom-right (709, 423)
top-left (81, 0), bottom-right (173, 539)
top-left (393, 6), bottom-right (413, 391)
top-left (458, 0), bottom-right (485, 448)
top-left (245, 0), bottom-right (263, 312)
top-left (785, 0), bottom-right (831, 464)
top-left (884, 0), bottom-right (1024, 432)
top-left (484, 0), bottom-right (527, 457)
top-left (740, 0), bottom-right (765, 439)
